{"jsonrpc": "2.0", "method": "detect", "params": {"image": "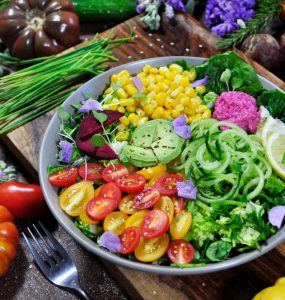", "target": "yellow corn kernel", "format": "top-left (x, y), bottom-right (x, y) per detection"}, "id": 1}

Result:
top-left (138, 116), bottom-right (149, 126)
top-left (117, 106), bottom-right (126, 113)
top-left (170, 86), bottom-right (184, 99)
top-left (164, 79), bottom-right (172, 87)
top-left (147, 91), bottom-right (156, 100)
top-left (158, 66), bottom-right (169, 76)
top-left (155, 92), bottom-right (167, 106)
top-left (179, 96), bottom-right (191, 106)
top-left (176, 104), bottom-right (185, 112)
top-left (171, 109), bottom-right (181, 118)
top-left (103, 104), bottom-right (117, 111)
top-left (195, 104), bottom-right (208, 114)
top-left (184, 107), bottom-right (194, 115)
top-left (184, 87), bottom-right (196, 98)
top-left (170, 81), bottom-right (180, 90)
top-left (143, 65), bottom-right (152, 73)
top-left (180, 76), bottom-right (190, 87)
top-left (163, 110), bottom-right (172, 119)
top-left (158, 82), bottom-right (168, 92)
top-left (188, 115), bottom-right (203, 123)
top-left (118, 70), bottom-right (130, 77)
top-left (149, 67), bottom-right (159, 74)
top-left (148, 83), bottom-right (160, 93)
top-left (104, 87), bottom-right (113, 94)
top-left (117, 88), bottom-right (128, 99)
top-left (140, 98), bottom-right (152, 107)
top-left (117, 124), bottom-right (127, 131)
top-left (126, 105), bottom-right (136, 113)
top-left (116, 131), bottom-right (129, 141)
top-left (154, 106), bottom-right (165, 117)
top-left (119, 98), bottom-right (135, 106)
top-left (125, 84), bottom-right (138, 96)
top-left (195, 85), bottom-right (206, 94)
top-left (165, 98), bottom-right (179, 109)
top-left (128, 113), bottom-right (140, 123)
top-left (187, 68), bottom-right (197, 82)
top-left (136, 108), bottom-right (145, 117)
top-left (137, 72), bottom-right (146, 79)
top-left (144, 104), bottom-right (155, 116)
top-left (147, 75), bottom-right (156, 84)
top-left (111, 74), bottom-right (118, 83)
top-left (142, 77), bottom-right (150, 87)
top-left (156, 75), bottom-right (163, 82)
top-left (120, 76), bottom-right (131, 86)
top-left (192, 96), bottom-right (202, 105)
top-left (120, 116), bottom-right (130, 126)
top-left (202, 109), bottom-right (211, 119)
top-left (169, 64), bottom-right (183, 73)
top-left (165, 71), bottom-right (176, 81)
